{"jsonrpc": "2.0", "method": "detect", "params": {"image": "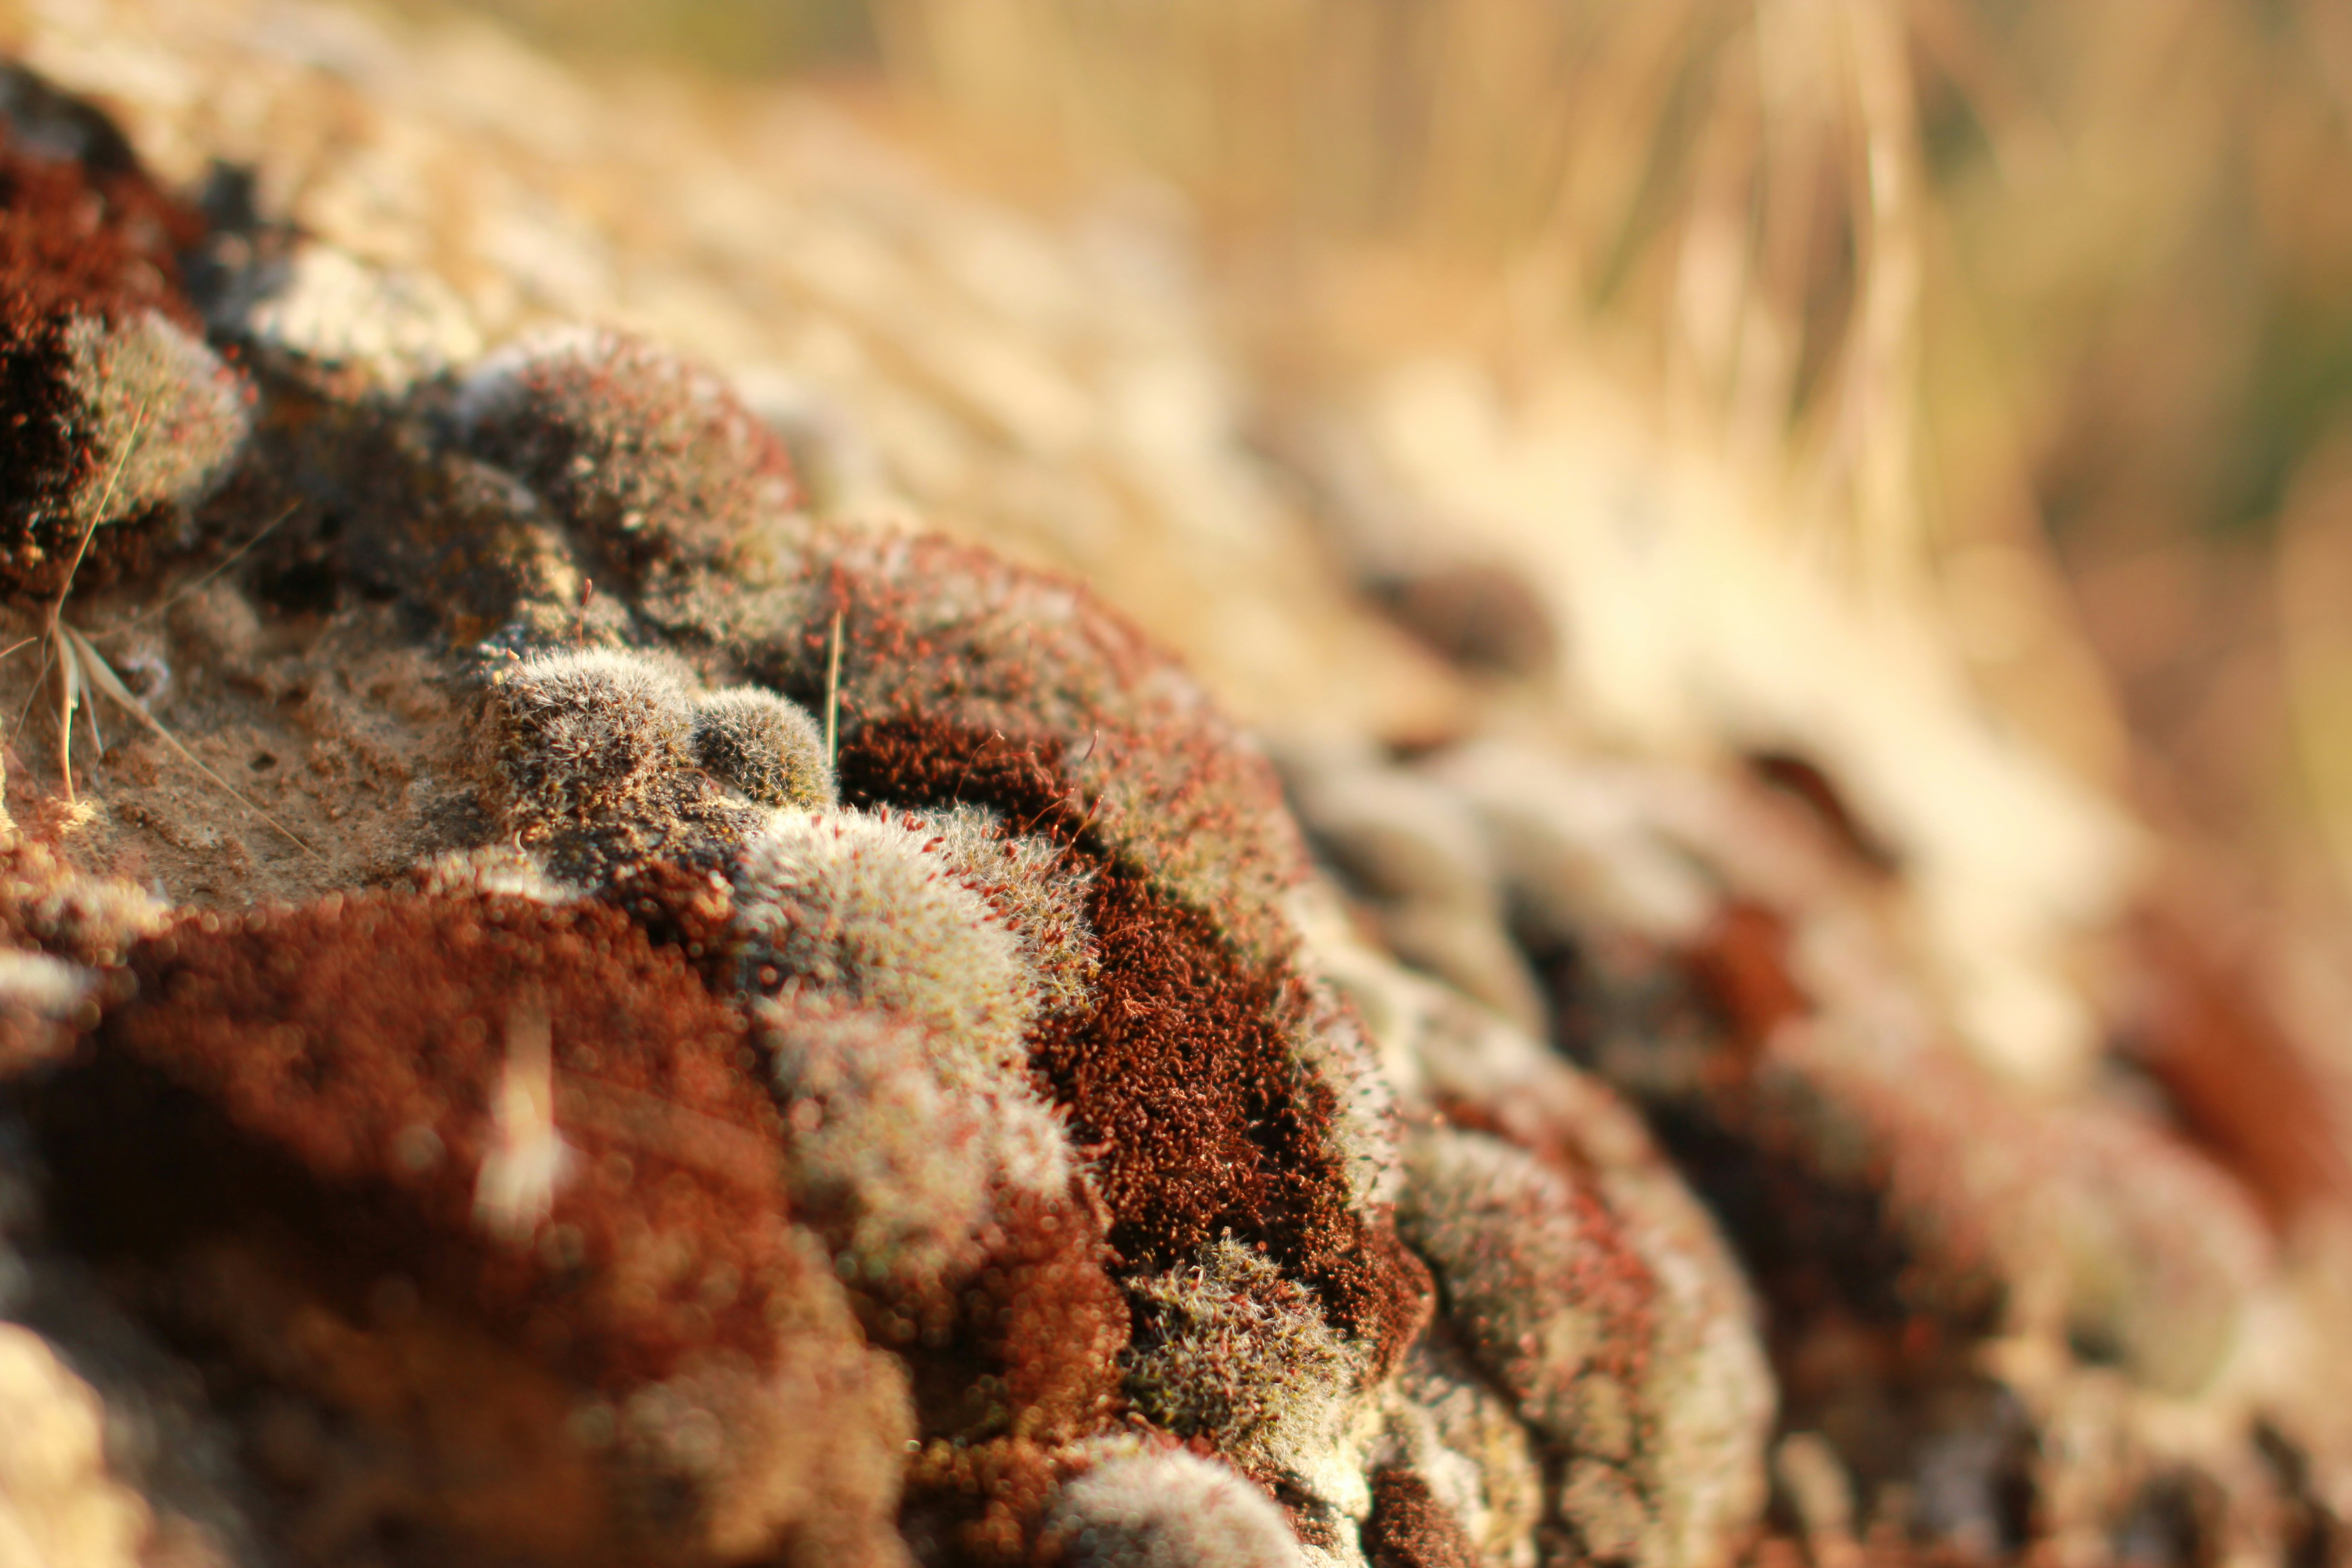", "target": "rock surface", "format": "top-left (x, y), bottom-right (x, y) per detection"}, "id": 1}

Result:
top-left (0, 10), bottom-right (2342, 1568)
